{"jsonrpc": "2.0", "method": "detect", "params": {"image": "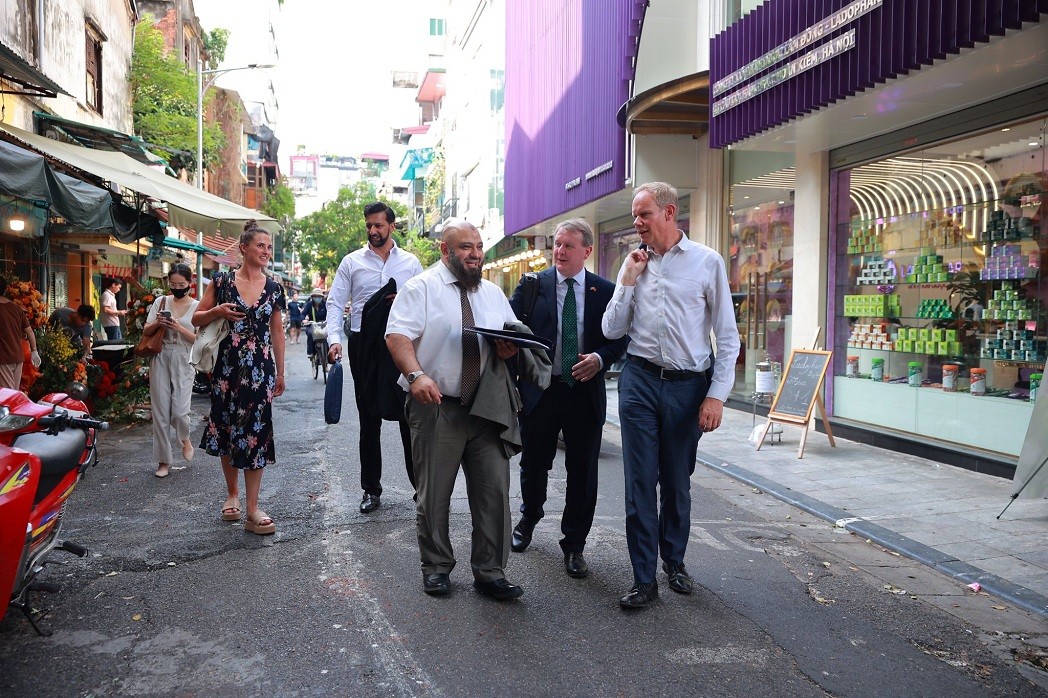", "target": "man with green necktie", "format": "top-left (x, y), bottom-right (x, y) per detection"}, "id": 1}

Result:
top-left (508, 218), bottom-right (629, 579)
